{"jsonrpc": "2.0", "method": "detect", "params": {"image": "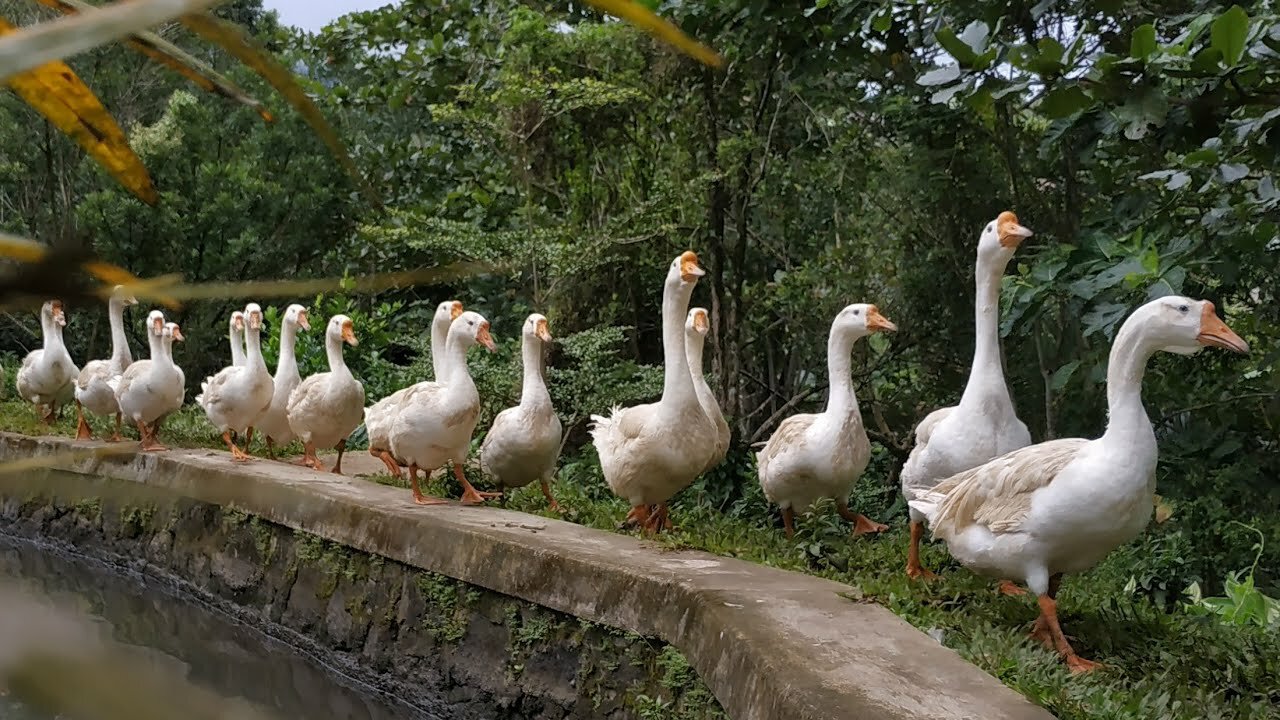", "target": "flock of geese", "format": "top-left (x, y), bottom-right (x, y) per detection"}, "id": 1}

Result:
top-left (9, 210), bottom-right (1250, 672)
